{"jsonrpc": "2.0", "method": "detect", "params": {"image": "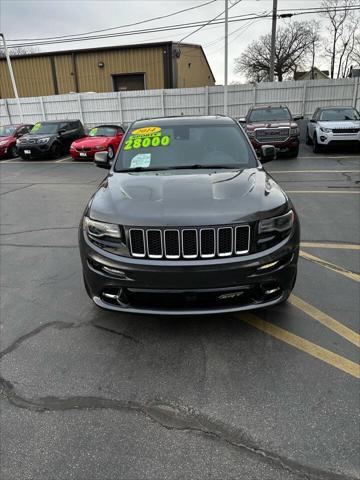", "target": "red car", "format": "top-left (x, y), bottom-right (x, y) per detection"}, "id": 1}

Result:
top-left (70, 124), bottom-right (125, 160)
top-left (0, 124), bottom-right (33, 159)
